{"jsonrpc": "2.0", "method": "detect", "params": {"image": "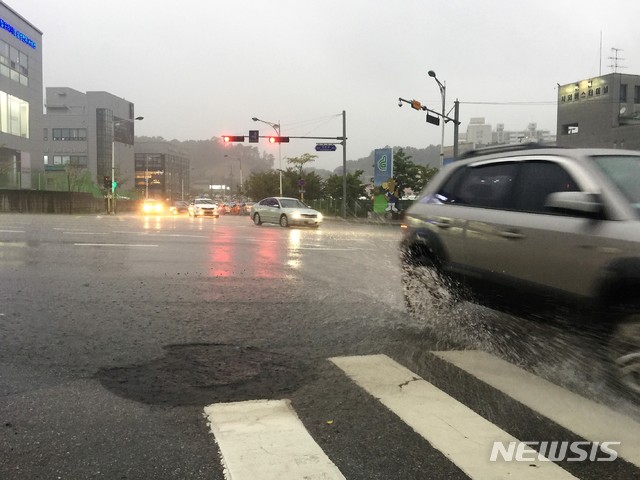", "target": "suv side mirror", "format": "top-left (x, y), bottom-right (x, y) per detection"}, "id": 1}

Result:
top-left (545, 191), bottom-right (603, 214)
